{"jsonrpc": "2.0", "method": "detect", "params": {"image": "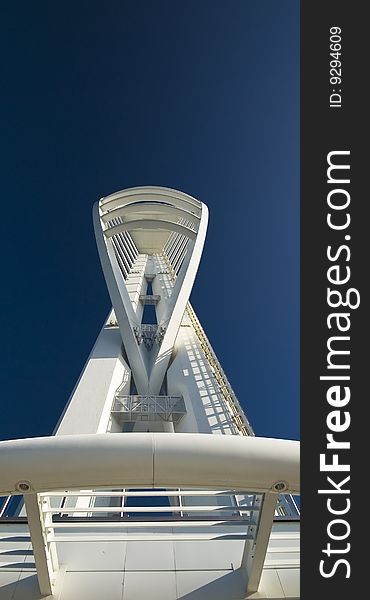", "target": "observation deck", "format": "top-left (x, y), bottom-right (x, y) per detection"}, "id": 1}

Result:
top-left (111, 395), bottom-right (187, 423)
